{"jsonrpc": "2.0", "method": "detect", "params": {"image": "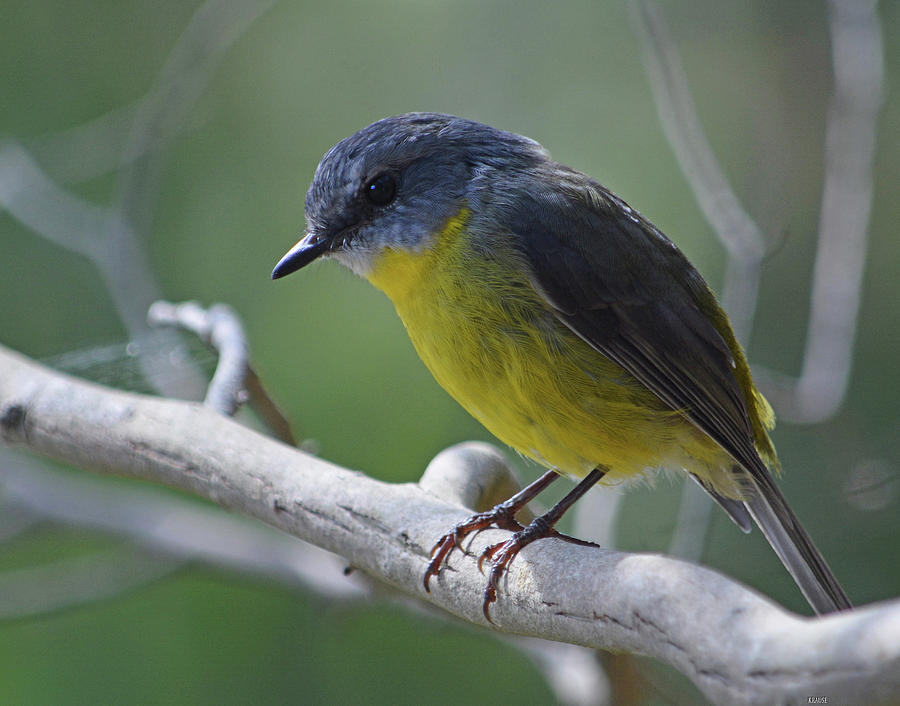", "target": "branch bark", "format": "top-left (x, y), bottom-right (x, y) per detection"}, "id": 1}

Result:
top-left (1, 343), bottom-right (897, 705)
